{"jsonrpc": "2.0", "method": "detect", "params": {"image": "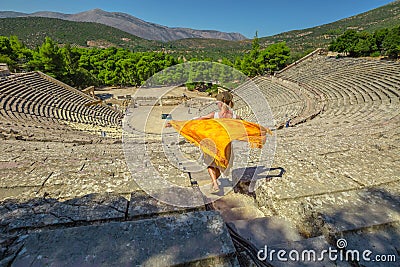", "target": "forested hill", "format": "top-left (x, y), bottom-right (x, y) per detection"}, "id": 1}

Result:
top-left (0, 17), bottom-right (163, 51)
top-left (258, 0), bottom-right (400, 53)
